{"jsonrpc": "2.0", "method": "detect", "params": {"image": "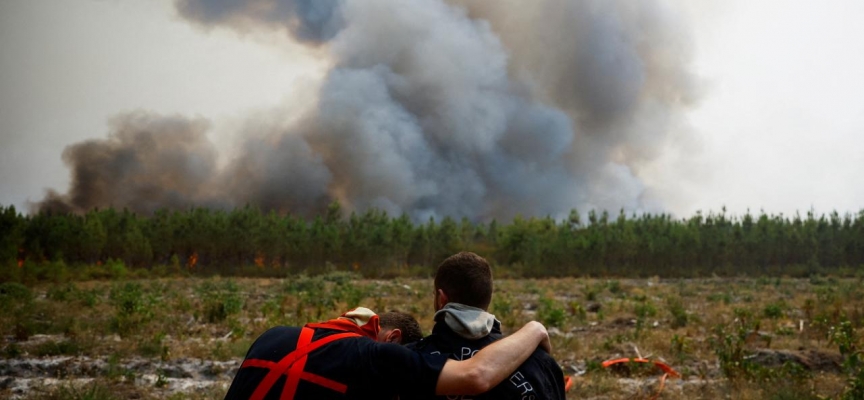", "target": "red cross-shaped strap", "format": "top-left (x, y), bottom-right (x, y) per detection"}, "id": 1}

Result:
top-left (242, 327), bottom-right (361, 400)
